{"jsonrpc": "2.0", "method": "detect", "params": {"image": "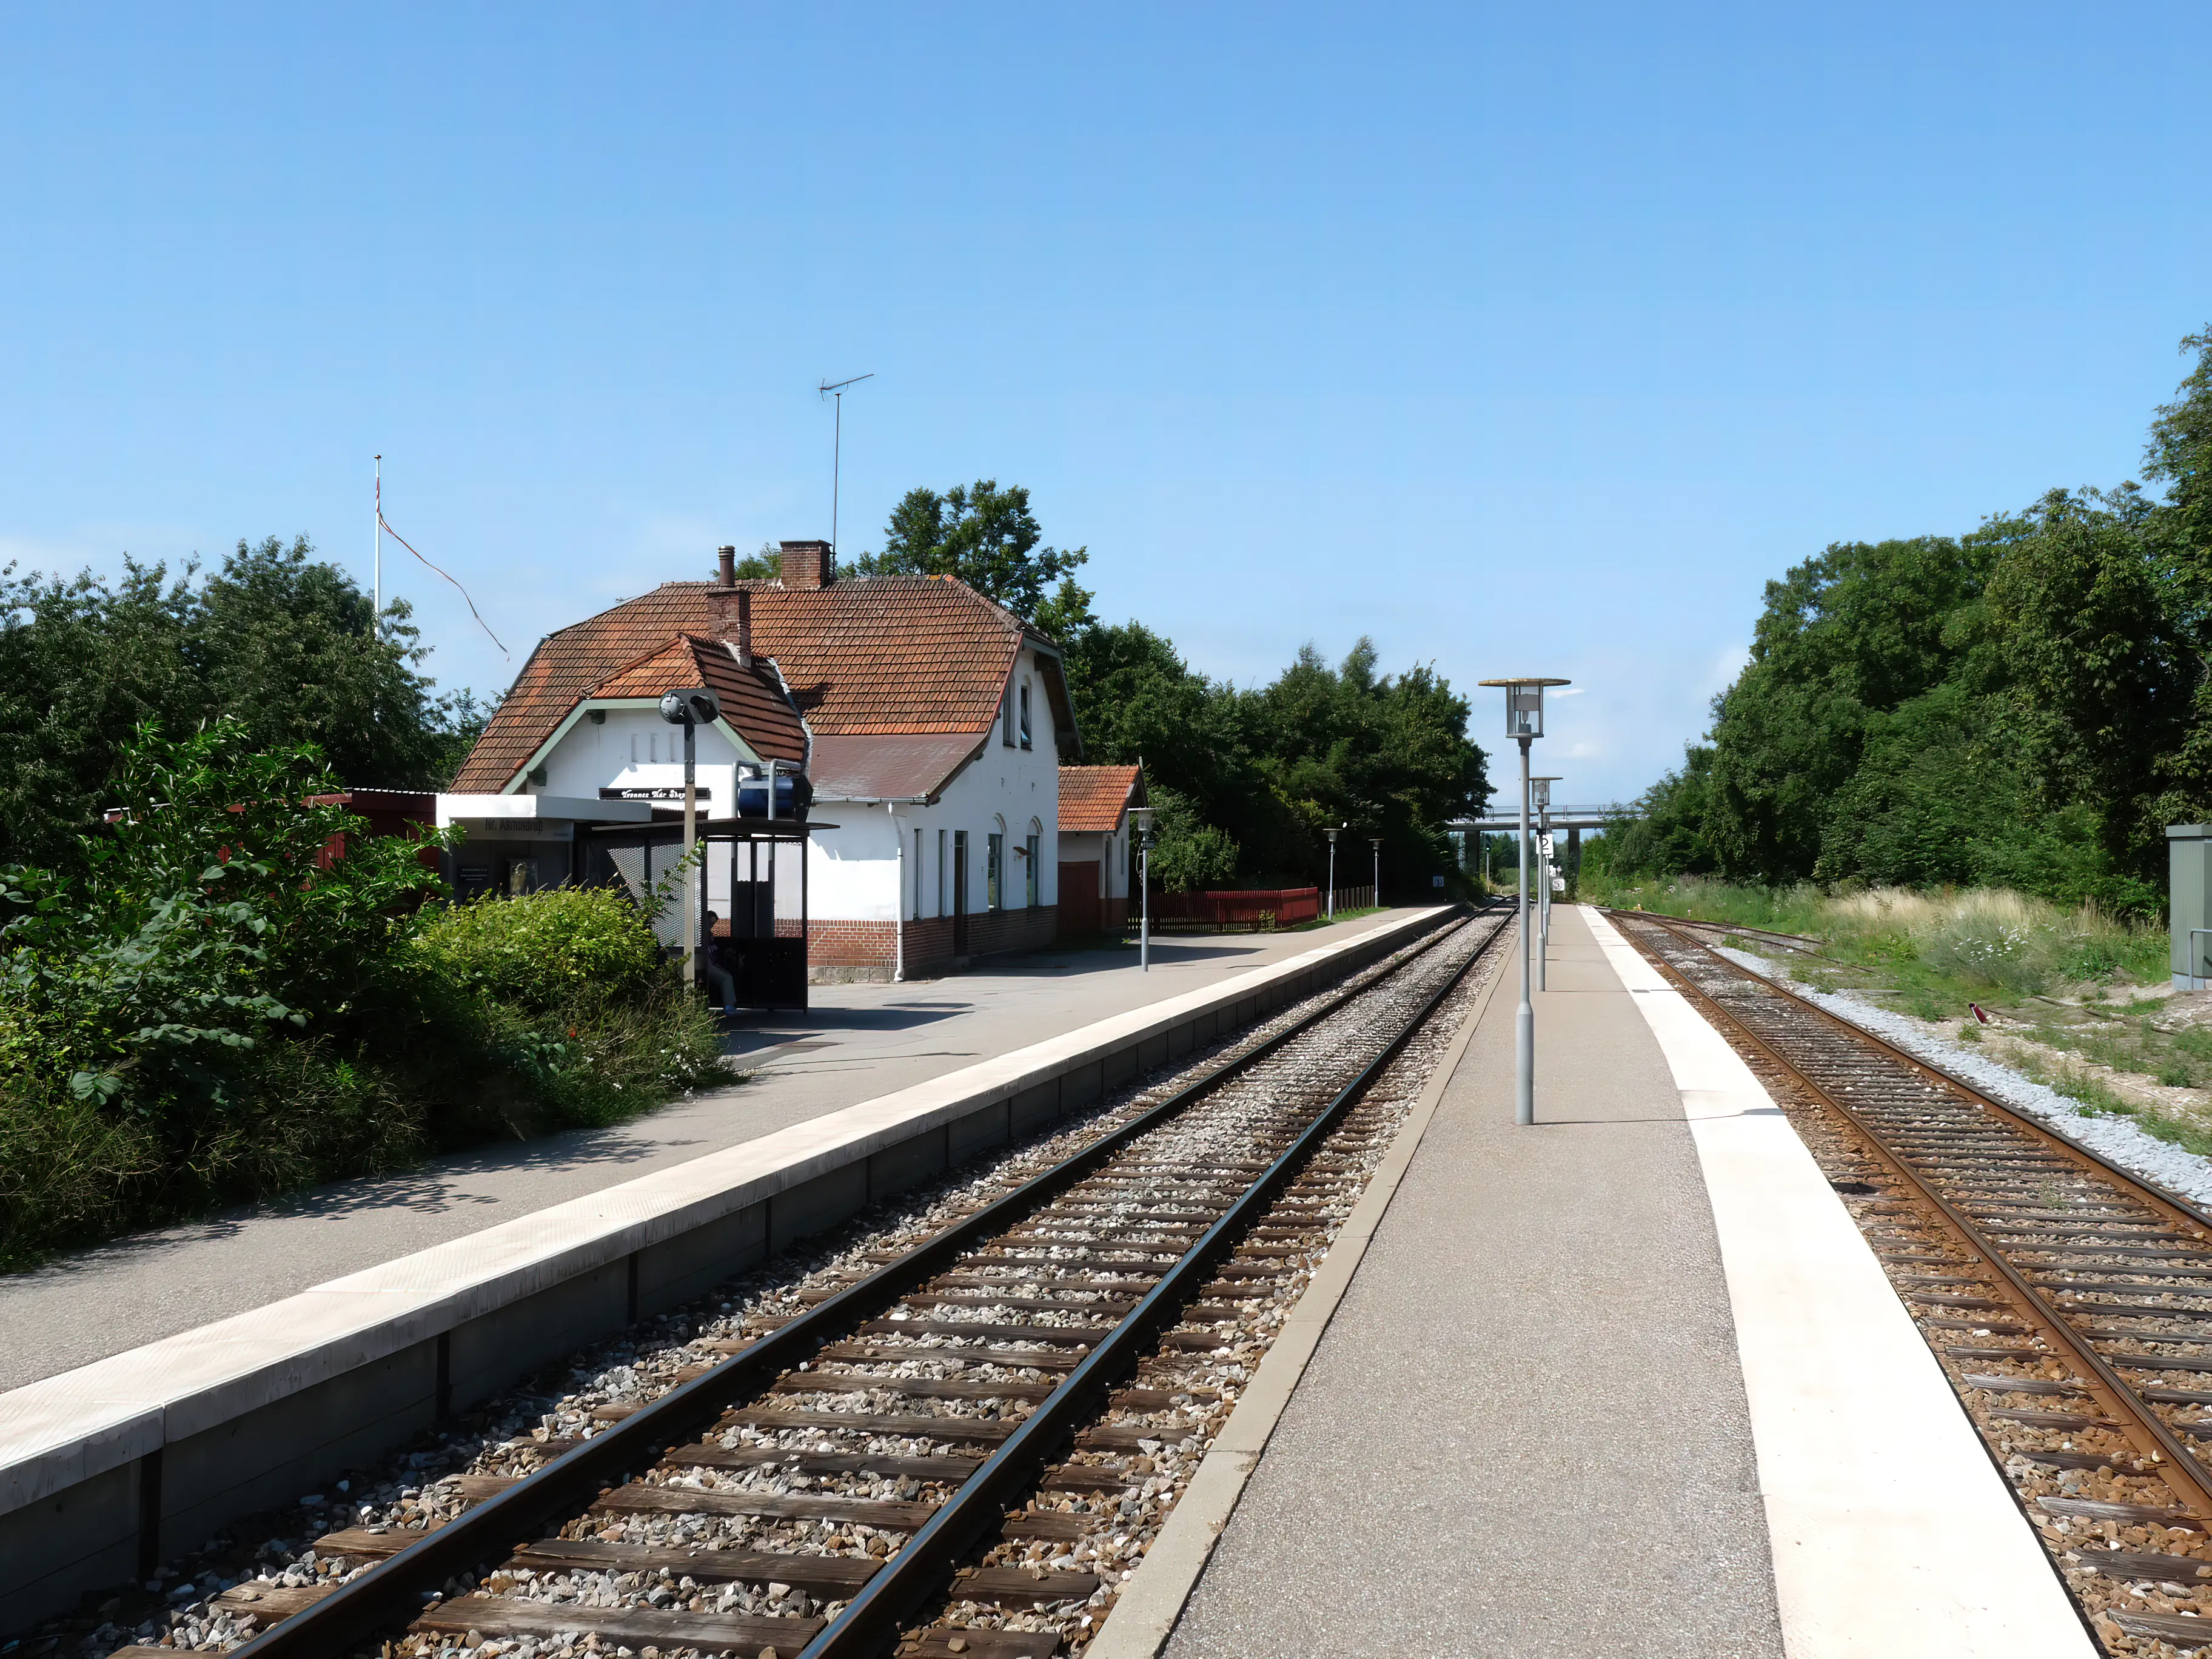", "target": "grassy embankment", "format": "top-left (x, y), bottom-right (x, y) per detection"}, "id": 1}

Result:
top-left (1582, 873), bottom-right (2212, 1158)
